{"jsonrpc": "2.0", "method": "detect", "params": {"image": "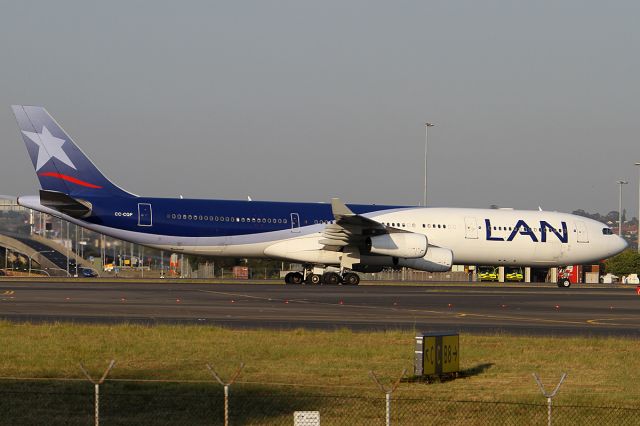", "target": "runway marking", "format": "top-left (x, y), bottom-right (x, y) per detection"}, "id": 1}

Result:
top-left (587, 318), bottom-right (640, 327)
top-left (1, 290), bottom-right (15, 300)
top-left (196, 289), bottom-right (609, 328)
